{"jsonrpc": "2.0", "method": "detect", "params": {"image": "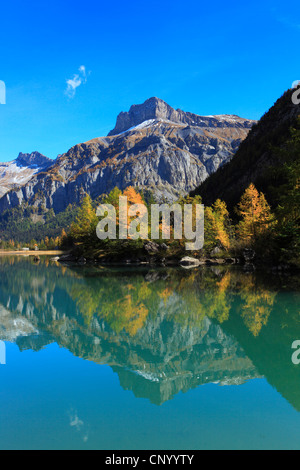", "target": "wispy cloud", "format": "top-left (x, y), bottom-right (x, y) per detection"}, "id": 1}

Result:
top-left (65, 65), bottom-right (89, 98)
